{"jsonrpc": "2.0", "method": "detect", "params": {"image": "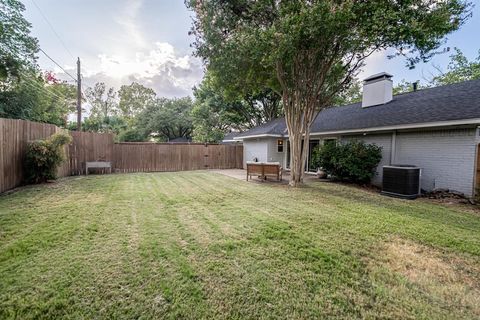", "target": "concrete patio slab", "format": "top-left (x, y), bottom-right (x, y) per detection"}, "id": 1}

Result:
top-left (210, 169), bottom-right (321, 184)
